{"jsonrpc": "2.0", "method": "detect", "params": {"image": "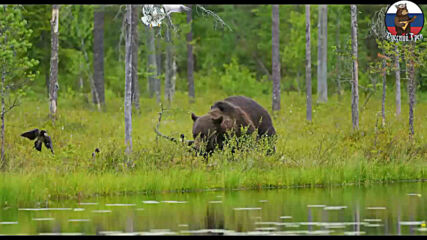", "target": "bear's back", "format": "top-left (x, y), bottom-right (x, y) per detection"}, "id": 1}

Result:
top-left (223, 96), bottom-right (276, 137)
